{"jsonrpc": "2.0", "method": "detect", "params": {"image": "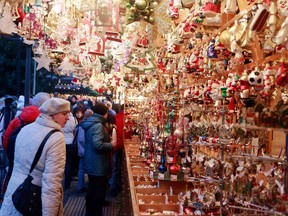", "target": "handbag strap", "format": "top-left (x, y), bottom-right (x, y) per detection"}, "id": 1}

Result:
top-left (29, 129), bottom-right (60, 174)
